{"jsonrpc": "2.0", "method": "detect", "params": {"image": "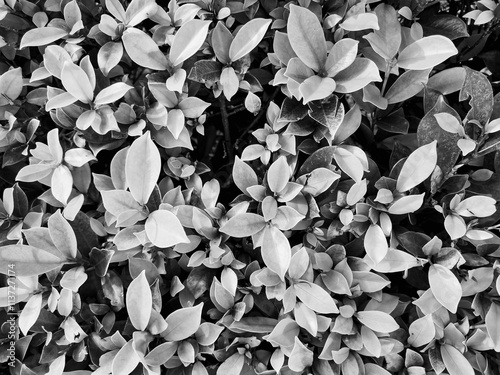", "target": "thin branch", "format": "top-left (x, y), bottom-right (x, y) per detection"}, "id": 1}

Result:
top-left (219, 95), bottom-right (234, 163)
top-left (234, 88), bottom-right (280, 150)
